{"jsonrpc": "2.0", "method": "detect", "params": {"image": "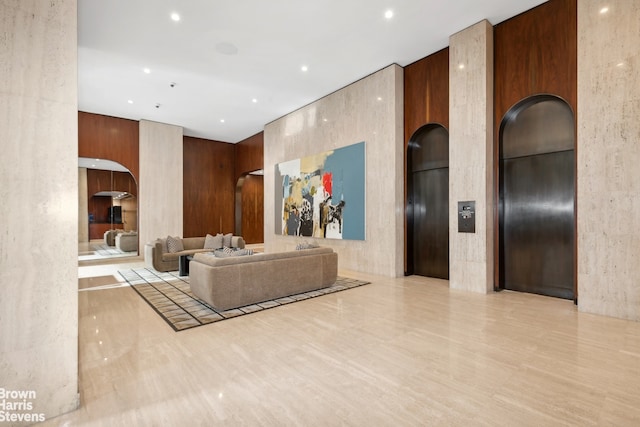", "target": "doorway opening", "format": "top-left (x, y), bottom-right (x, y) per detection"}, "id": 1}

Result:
top-left (498, 95), bottom-right (575, 299)
top-left (406, 124), bottom-right (449, 279)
